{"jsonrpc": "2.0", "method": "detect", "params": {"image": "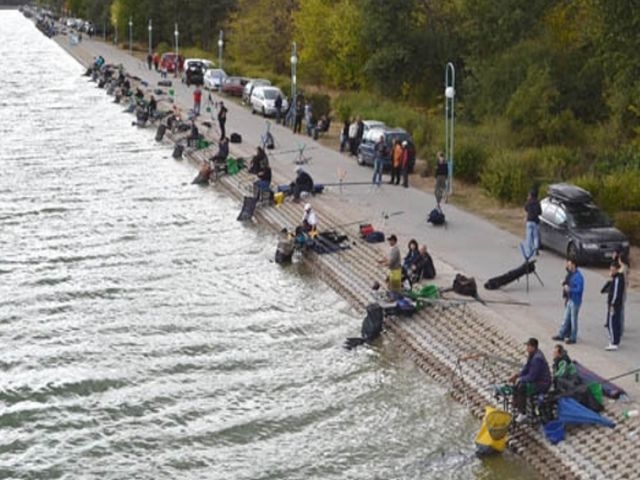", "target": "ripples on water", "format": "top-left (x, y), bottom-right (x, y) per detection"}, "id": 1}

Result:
top-left (0, 11), bottom-right (538, 480)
